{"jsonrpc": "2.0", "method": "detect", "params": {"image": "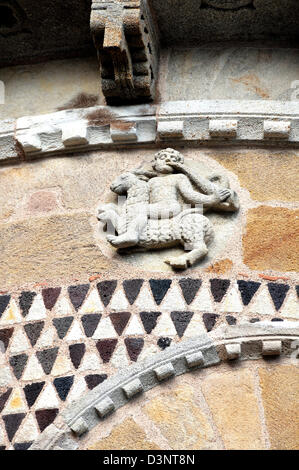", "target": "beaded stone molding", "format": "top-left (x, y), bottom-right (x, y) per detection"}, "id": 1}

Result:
top-left (29, 322), bottom-right (299, 450)
top-left (0, 276), bottom-right (298, 450)
top-left (2, 100), bottom-right (299, 164)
